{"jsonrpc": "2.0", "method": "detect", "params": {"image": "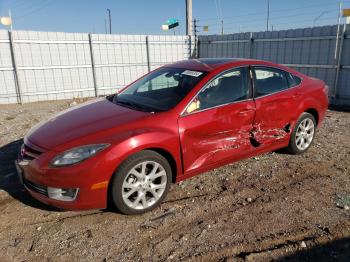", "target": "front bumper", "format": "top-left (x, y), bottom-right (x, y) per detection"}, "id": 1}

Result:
top-left (15, 142), bottom-right (114, 210)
